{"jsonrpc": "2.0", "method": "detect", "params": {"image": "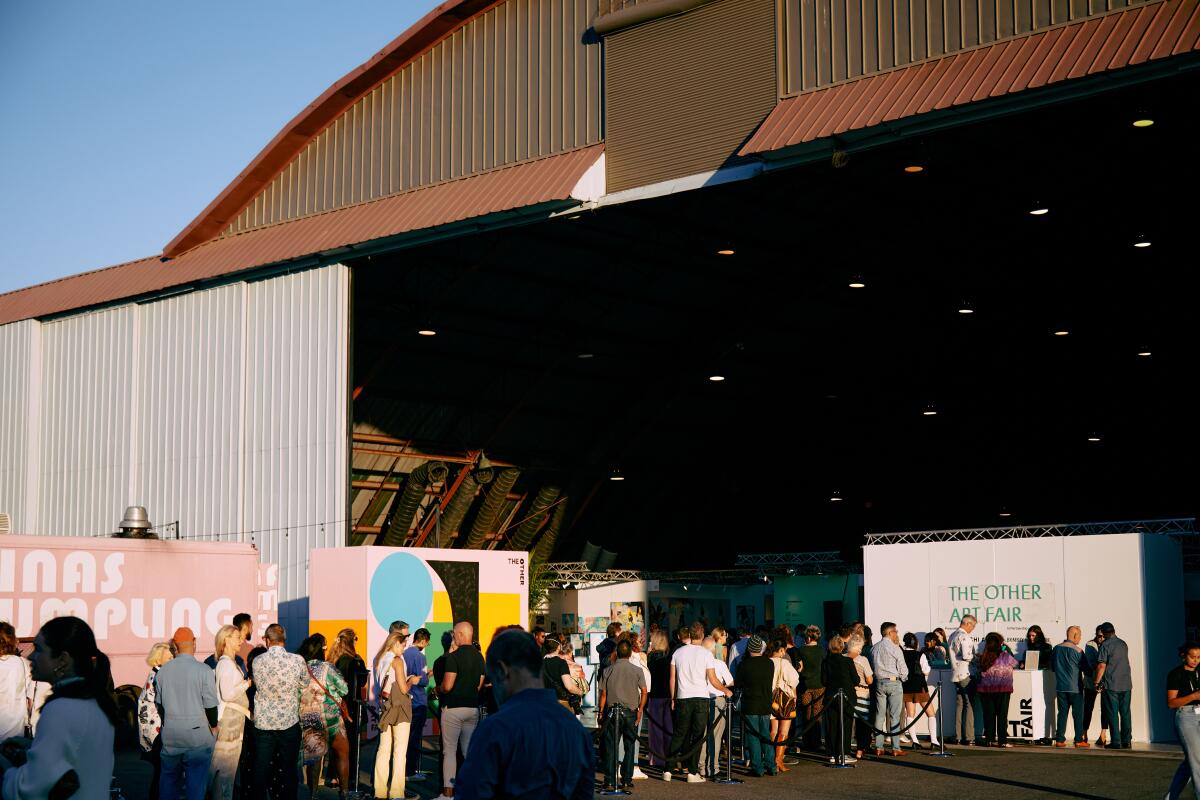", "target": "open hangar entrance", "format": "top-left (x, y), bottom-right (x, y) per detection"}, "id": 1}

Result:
top-left (345, 72), bottom-right (1197, 571)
